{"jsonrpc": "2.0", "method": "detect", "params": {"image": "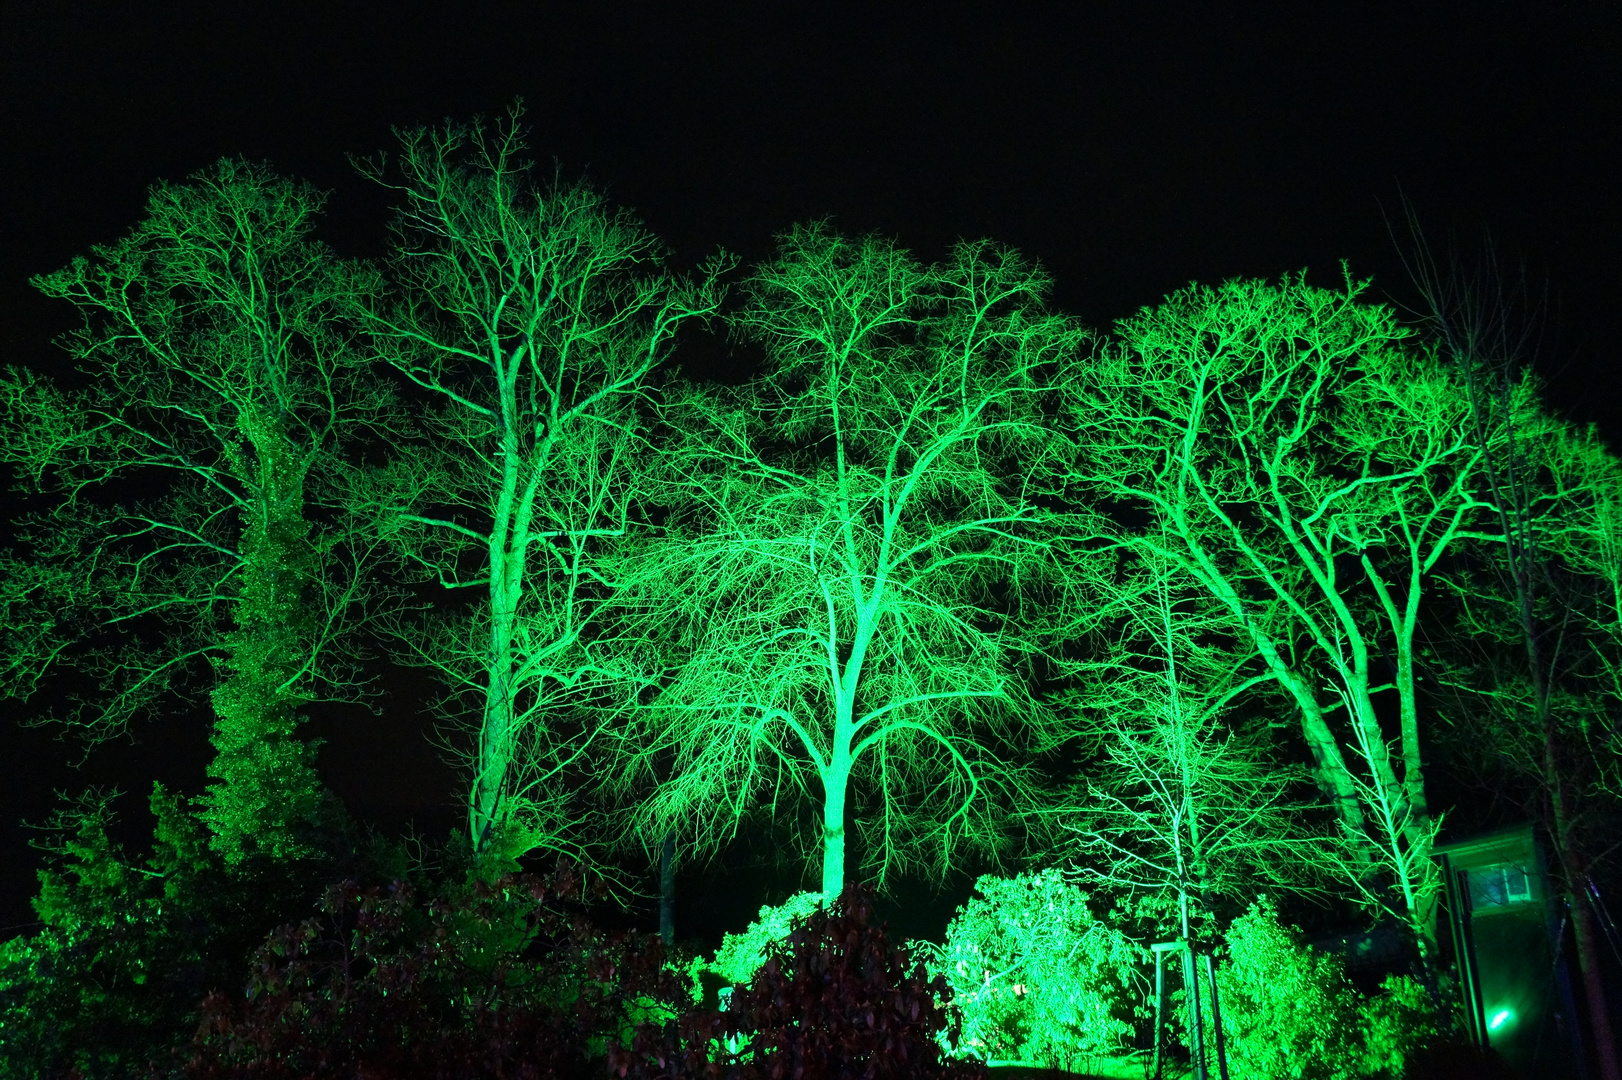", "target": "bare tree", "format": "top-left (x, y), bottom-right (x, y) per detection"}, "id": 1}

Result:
top-left (1055, 545), bottom-right (1327, 940)
top-left (1062, 272), bottom-right (1526, 967)
top-left (0, 159), bottom-right (389, 862)
top-left (350, 104), bottom-right (729, 865)
top-left (599, 225), bottom-right (1088, 897)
